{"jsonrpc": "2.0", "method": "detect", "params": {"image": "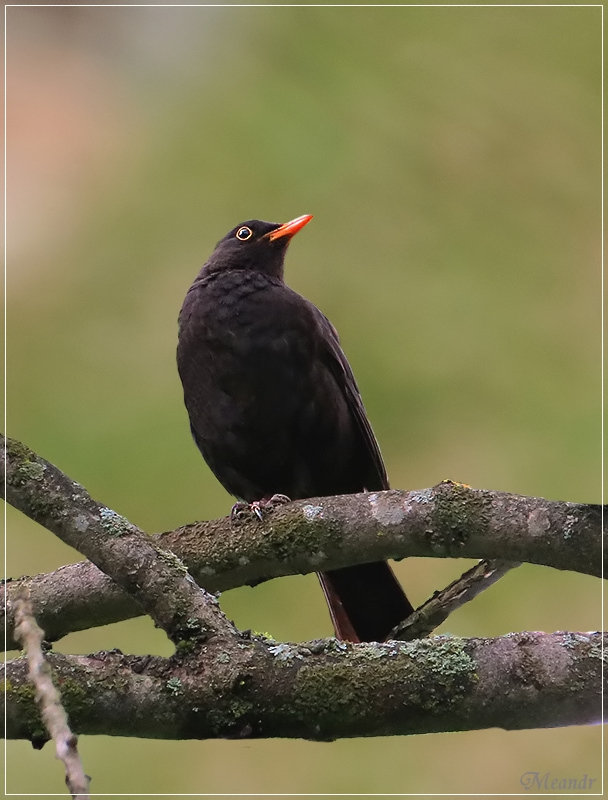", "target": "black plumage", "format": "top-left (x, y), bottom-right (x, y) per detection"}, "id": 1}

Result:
top-left (177, 215), bottom-right (414, 641)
